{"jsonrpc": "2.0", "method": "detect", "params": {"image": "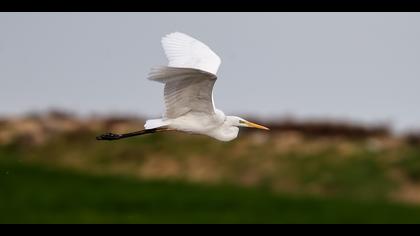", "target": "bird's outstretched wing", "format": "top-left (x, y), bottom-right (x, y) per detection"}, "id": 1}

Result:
top-left (161, 32), bottom-right (221, 75)
top-left (147, 32), bottom-right (222, 119)
top-left (148, 66), bottom-right (217, 119)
